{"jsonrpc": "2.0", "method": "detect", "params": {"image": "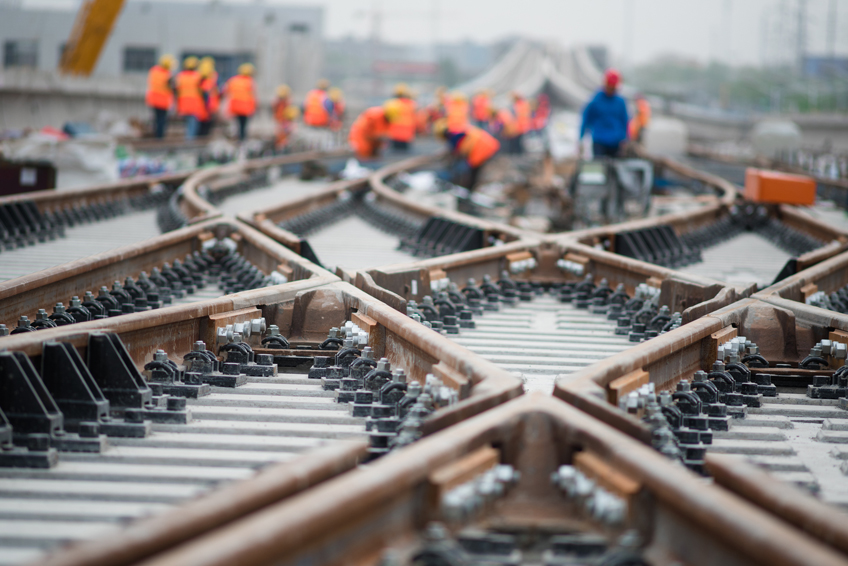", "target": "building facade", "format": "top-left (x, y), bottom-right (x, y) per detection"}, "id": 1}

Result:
top-left (0, 0), bottom-right (324, 97)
